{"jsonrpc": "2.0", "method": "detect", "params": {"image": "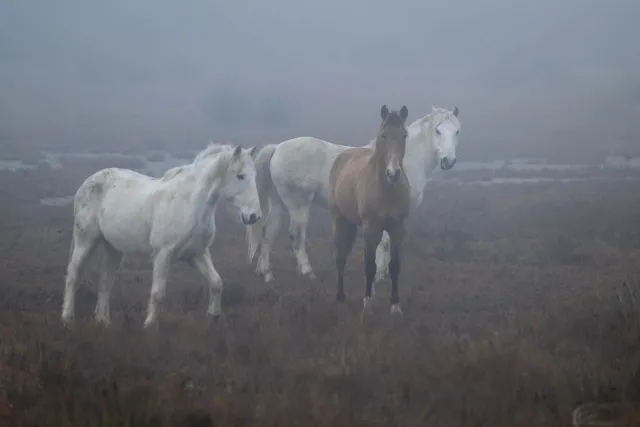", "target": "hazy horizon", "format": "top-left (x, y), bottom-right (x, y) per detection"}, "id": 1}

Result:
top-left (1, 0), bottom-right (639, 162)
